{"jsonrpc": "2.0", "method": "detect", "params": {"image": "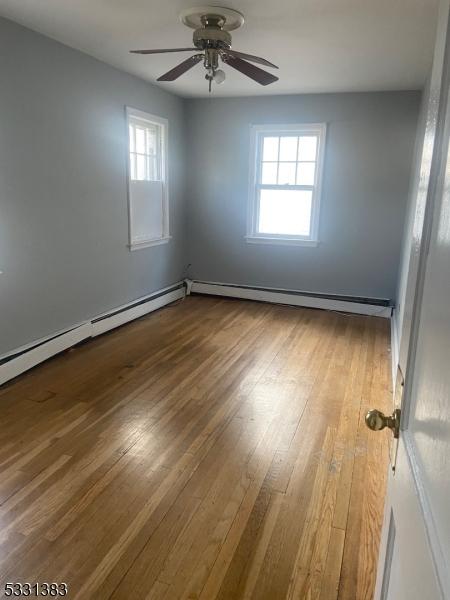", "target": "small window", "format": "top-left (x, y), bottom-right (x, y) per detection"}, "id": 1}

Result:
top-left (247, 123), bottom-right (326, 245)
top-left (126, 107), bottom-right (170, 250)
